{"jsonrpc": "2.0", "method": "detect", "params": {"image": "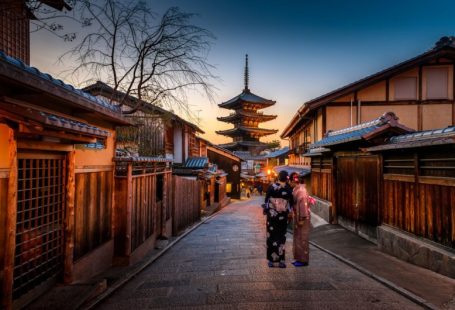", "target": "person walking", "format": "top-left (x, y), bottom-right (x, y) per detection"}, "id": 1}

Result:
top-left (264, 170), bottom-right (294, 268)
top-left (291, 175), bottom-right (312, 267)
